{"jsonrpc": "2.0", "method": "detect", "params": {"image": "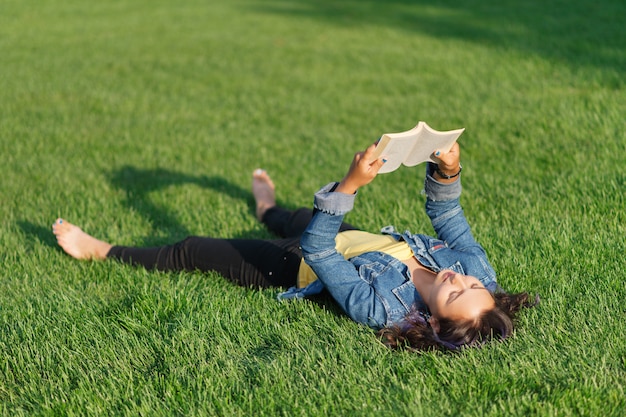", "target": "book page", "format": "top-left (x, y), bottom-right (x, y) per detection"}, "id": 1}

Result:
top-left (373, 122), bottom-right (464, 174)
top-left (373, 133), bottom-right (419, 174)
top-left (403, 125), bottom-right (465, 167)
